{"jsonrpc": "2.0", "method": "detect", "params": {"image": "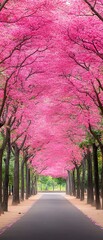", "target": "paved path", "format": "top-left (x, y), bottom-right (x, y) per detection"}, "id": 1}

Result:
top-left (0, 193), bottom-right (103, 240)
